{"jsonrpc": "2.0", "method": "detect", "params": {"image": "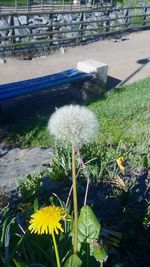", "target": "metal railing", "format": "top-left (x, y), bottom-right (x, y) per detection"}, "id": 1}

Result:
top-left (0, 0), bottom-right (110, 13)
top-left (0, 5), bottom-right (150, 52)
